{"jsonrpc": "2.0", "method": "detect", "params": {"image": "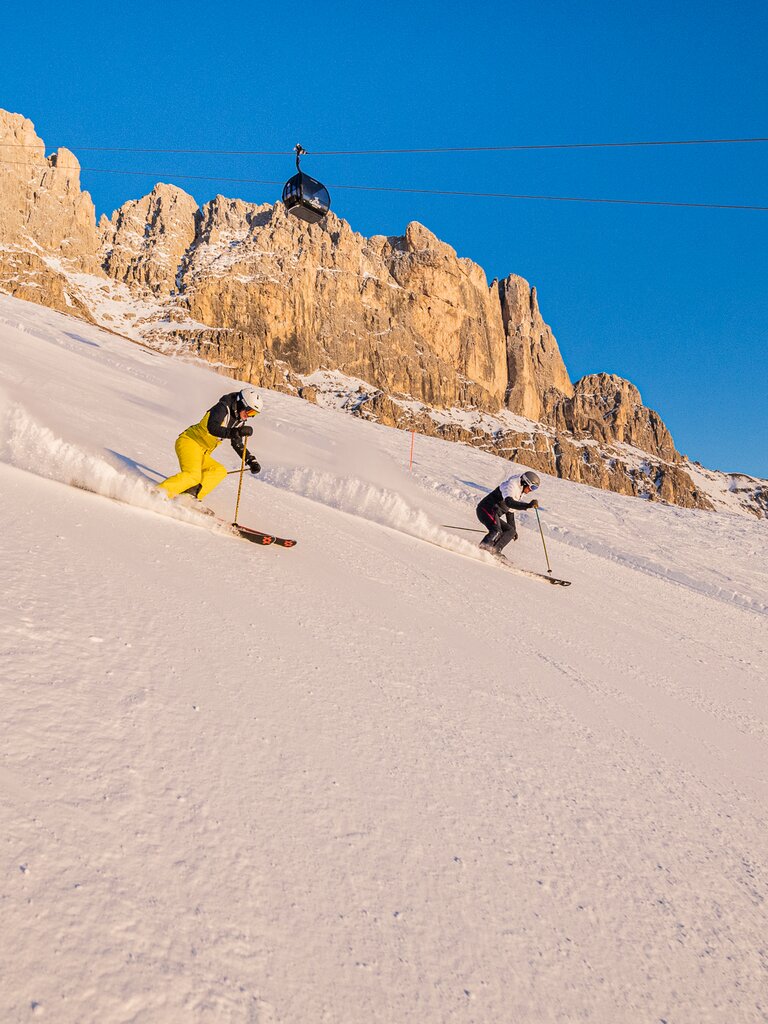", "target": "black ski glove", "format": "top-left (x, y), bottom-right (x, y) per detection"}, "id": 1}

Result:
top-left (246, 455), bottom-right (261, 475)
top-left (234, 423), bottom-right (254, 438)
top-left (527, 499), bottom-right (539, 509)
